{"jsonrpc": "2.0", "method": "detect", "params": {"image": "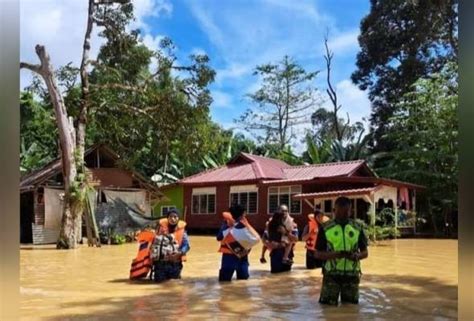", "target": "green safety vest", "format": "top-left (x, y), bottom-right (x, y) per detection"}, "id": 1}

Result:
top-left (323, 219), bottom-right (362, 276)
